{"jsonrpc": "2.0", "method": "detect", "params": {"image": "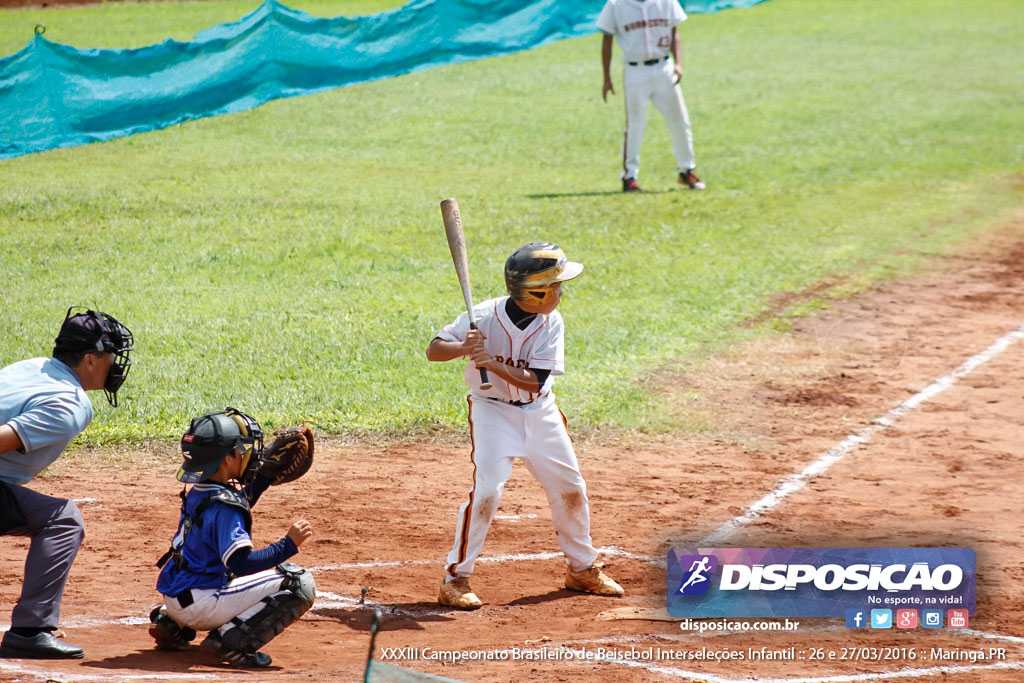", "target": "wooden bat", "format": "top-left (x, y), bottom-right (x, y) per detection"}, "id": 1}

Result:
top-left (440, 198), bottom-right (492, 389)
